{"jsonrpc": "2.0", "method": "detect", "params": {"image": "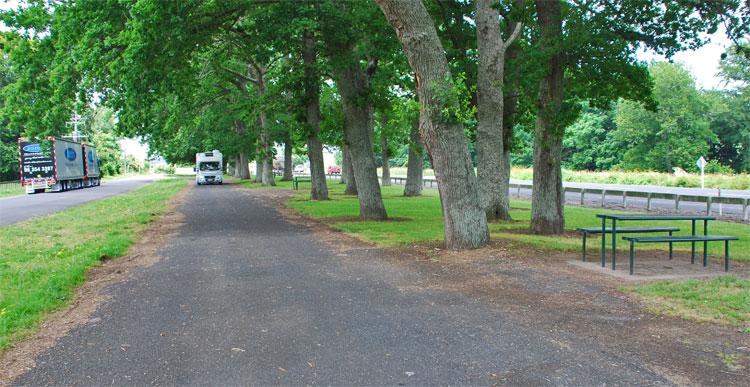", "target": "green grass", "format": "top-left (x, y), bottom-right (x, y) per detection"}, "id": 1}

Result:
top-left (628, 276), bottom-right (750, 330)
top-left (0, 188), bottom-right (23, 198)
top-left (286, 182), bottom-right (750, 260)
top-left (0, 178), bottom-right (186, 351)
